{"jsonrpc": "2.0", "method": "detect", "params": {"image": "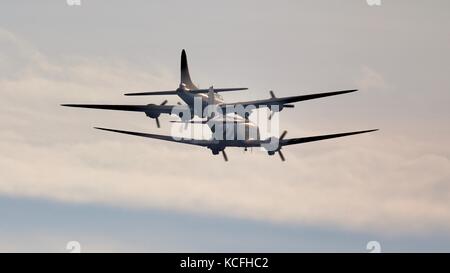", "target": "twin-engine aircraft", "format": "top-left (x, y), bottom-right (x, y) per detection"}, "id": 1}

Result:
top-left (62, 50), bottom-right (377, 161)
